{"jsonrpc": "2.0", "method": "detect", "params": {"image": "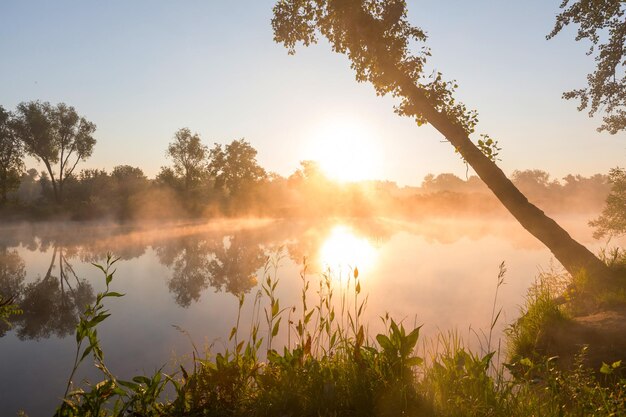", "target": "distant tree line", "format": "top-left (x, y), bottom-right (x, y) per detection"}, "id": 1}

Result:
top-left (0, 101), bottom-right (622, 238)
